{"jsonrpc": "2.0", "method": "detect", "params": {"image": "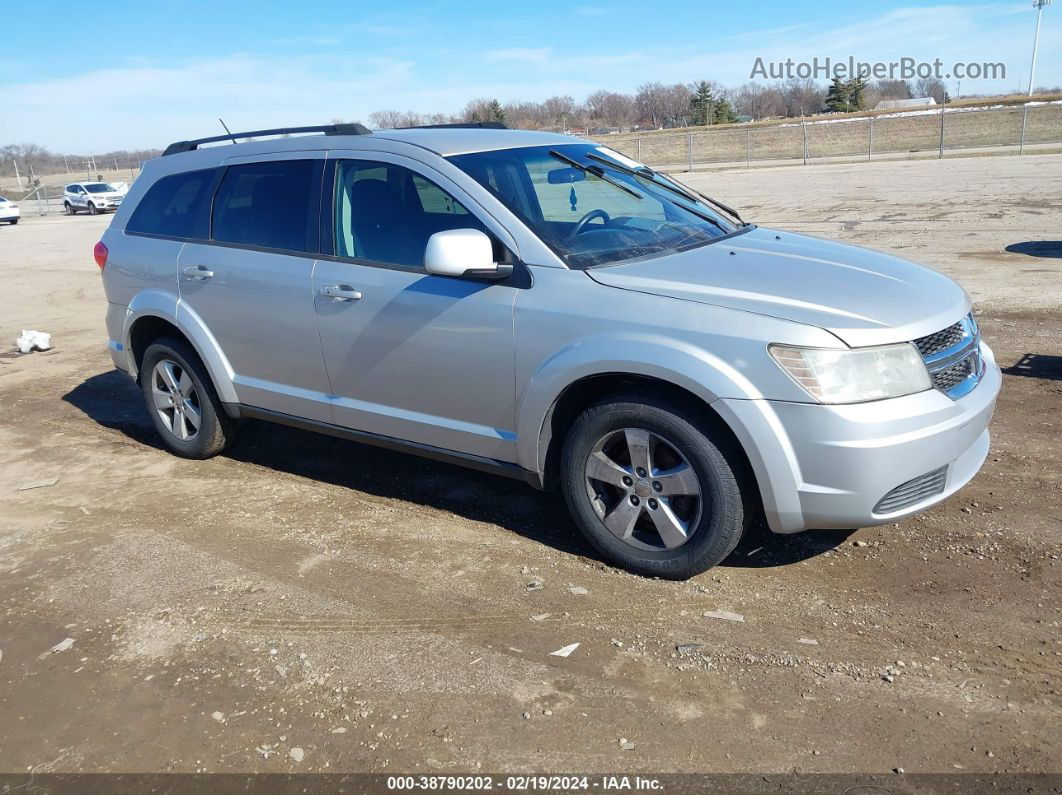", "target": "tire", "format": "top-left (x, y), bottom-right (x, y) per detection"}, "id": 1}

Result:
top-left (65, 202), bottom-right (75, 215)
top-left (9, 218), bottom-right (17, 225)
top-left (88, 202), bottom-right (98, 215)
top-left (560, 393), bottom-right (752, 579)
top-left (140, 336), bottom-right (236, 459)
